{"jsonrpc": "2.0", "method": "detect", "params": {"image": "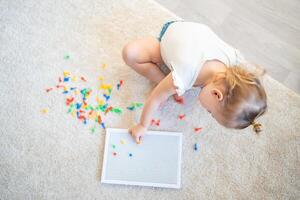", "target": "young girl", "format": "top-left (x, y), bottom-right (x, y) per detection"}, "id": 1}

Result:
top-left (122, 21), bottom-right (267, 144)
